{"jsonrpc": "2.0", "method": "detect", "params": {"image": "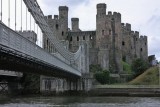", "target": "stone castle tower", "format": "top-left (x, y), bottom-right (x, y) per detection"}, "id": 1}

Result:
top-left (43, 3), bottom-right (148, 74)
